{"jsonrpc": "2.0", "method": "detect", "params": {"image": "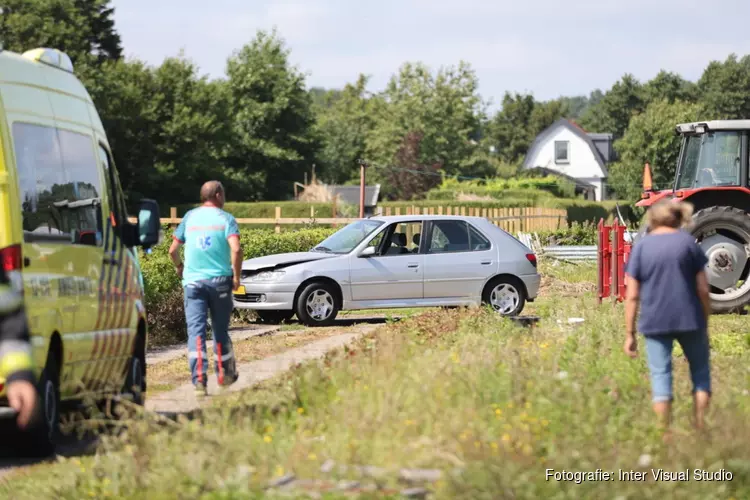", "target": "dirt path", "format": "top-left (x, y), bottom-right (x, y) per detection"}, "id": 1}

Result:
top-left (146, 325), bottom-right (280, 365)
top-left (146, 324), bottom-right (377, 415)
